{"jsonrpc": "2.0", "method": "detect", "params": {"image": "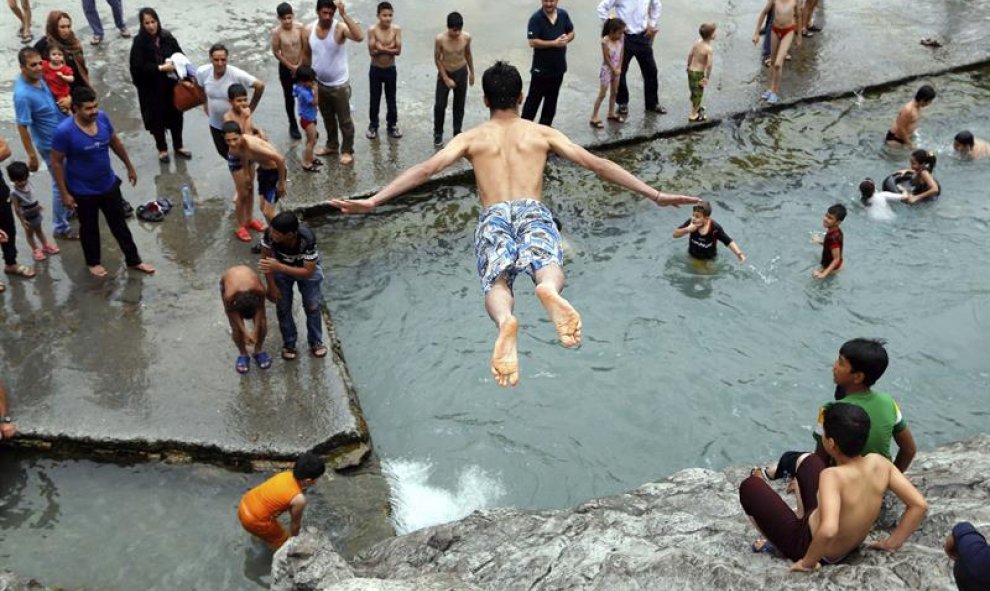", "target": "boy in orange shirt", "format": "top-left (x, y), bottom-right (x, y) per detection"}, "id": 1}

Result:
top-left (237, 452), bottom-right (326, 548)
